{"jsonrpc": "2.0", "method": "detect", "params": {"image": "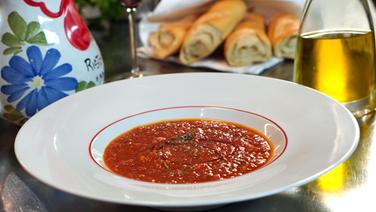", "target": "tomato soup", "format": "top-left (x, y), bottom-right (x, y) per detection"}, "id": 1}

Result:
top-left (103, 119), bottom-right (273, 184)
